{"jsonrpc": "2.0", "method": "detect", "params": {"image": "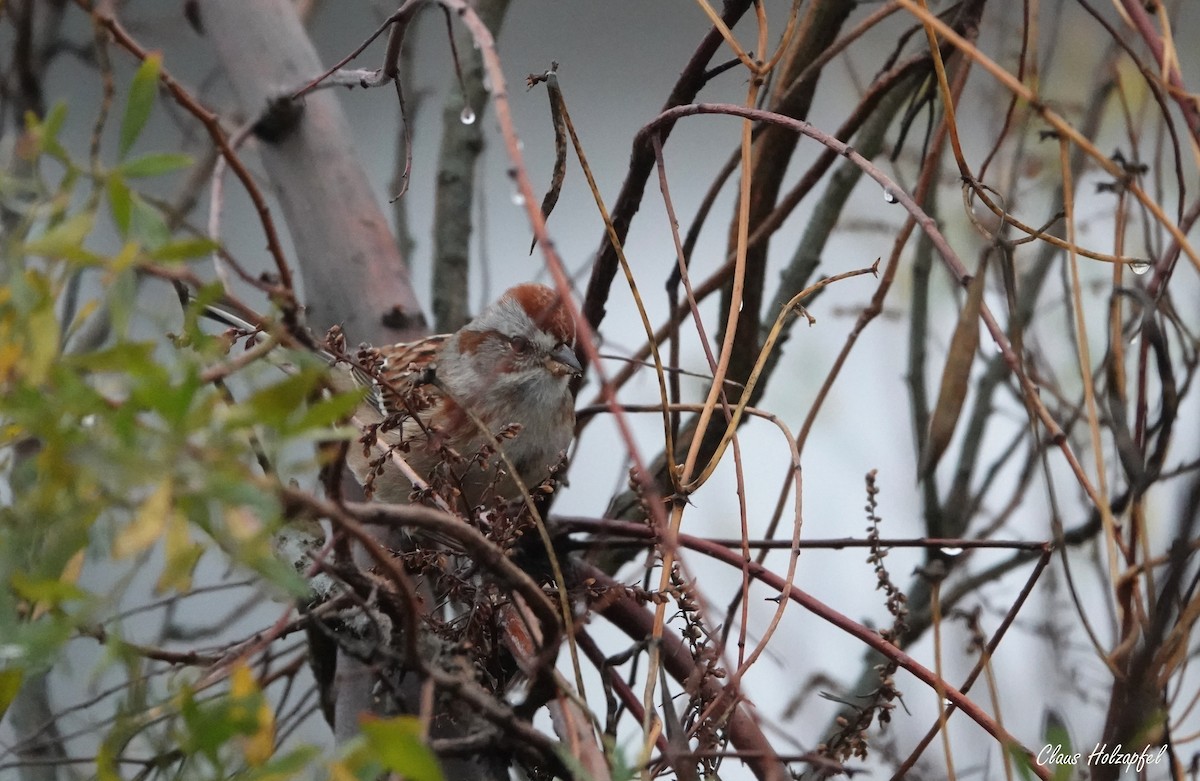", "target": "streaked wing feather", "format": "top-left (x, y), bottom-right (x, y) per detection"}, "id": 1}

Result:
top-left (369, 334), bottom-right (450, 417)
